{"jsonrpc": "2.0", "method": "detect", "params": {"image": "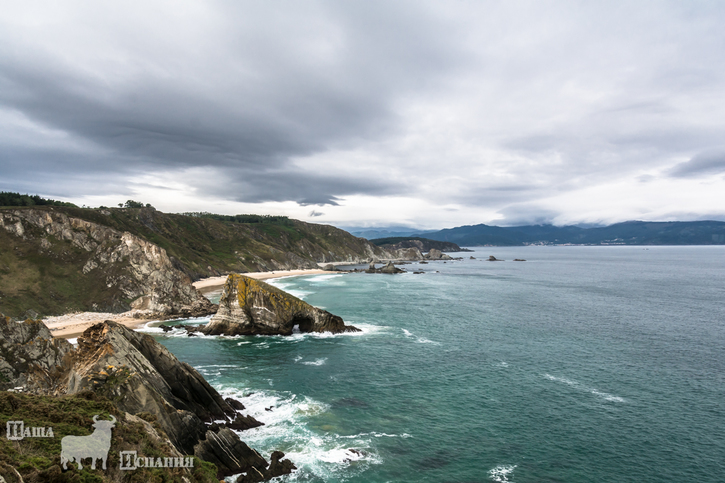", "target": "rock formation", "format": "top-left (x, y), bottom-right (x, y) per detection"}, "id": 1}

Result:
top-left (200, 274), bottom-right (360, 336)
top-left (379, 261), bottom-right (404, 274)
top-left (0, 314), bottom-right (296, 481)
top-left (0, 208), bottom-right (215, 317)
top-left (0, 314), bottom-right (73, 392)
top-left (425, 248), bottom-right (453, 260)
